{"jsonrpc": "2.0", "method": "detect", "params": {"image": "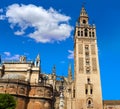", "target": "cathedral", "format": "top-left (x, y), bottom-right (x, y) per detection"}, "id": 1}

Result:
top-left (0, 6), bottom-right (120, 109)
